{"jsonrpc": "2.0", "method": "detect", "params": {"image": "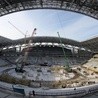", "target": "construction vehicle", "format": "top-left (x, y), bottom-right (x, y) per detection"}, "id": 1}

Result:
top-left (15, 28), bottom-right (37, 73)
top-left (57, 32), bottom-right (71, 72)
